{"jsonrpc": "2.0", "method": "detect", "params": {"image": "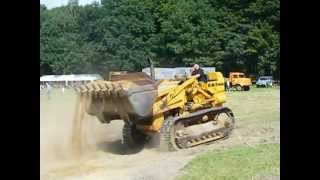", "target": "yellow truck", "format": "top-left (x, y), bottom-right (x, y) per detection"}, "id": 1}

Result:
top-left (228, 72), bottom-right (252, 91)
